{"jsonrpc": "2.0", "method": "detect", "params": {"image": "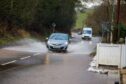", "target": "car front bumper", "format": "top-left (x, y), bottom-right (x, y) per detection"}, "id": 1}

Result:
top-left (47, 44), bottom-right (68, 51)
